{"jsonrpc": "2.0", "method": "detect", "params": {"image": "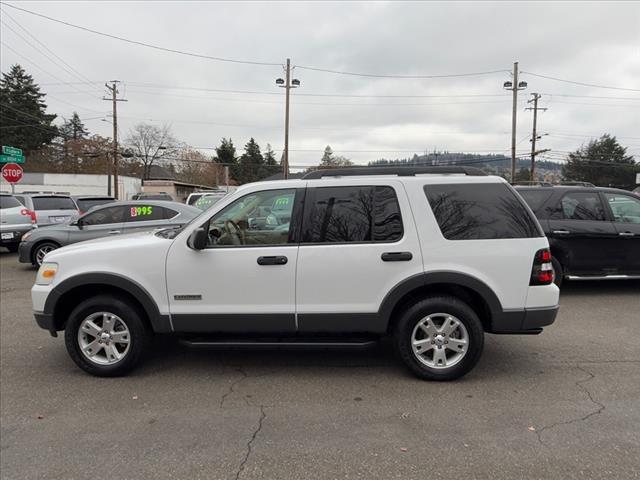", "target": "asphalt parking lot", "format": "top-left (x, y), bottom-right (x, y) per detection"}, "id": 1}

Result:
top-left (1, 250), bottom-right (639, 480)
